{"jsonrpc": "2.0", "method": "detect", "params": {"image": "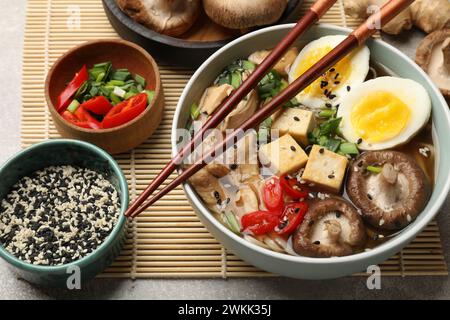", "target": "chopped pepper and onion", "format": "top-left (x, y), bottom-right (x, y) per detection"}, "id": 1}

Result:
top-left (56, 62), bottom-right (154, 129)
